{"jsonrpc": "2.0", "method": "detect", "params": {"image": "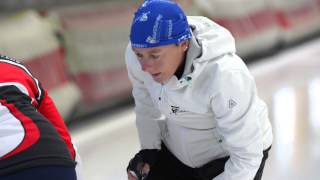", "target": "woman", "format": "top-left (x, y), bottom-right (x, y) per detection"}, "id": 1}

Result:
top-left (125, 1), bottom-right (273, 180)
top-left (0, 55), bottom-right (81, 180)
